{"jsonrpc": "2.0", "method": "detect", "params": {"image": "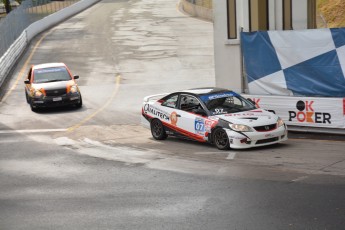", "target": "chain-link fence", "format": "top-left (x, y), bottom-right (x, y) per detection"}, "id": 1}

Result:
top-left (0, 0), bottom-right (79, 57)
top-left (185, 0), bottom-right (212, 9)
